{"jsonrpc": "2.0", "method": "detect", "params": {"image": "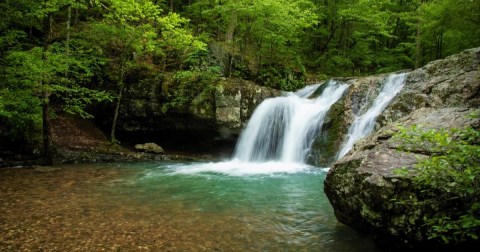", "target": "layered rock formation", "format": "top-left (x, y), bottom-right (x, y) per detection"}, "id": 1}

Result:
top-left (107, 78), bottom-right (280, 151)
top-left (324, 48), bottom-right (480, 247)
